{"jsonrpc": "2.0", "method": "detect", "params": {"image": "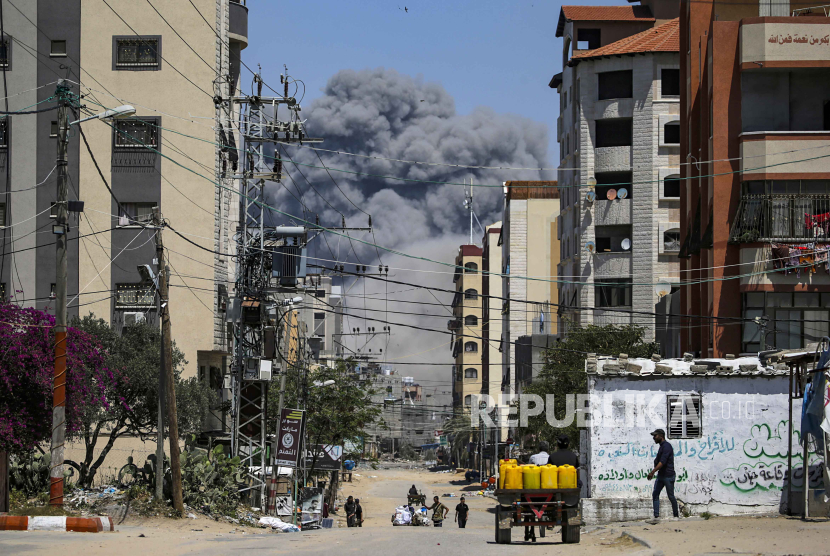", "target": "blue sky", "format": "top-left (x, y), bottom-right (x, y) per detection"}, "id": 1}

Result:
top-left (243, 0), bottom-right (616, 165)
